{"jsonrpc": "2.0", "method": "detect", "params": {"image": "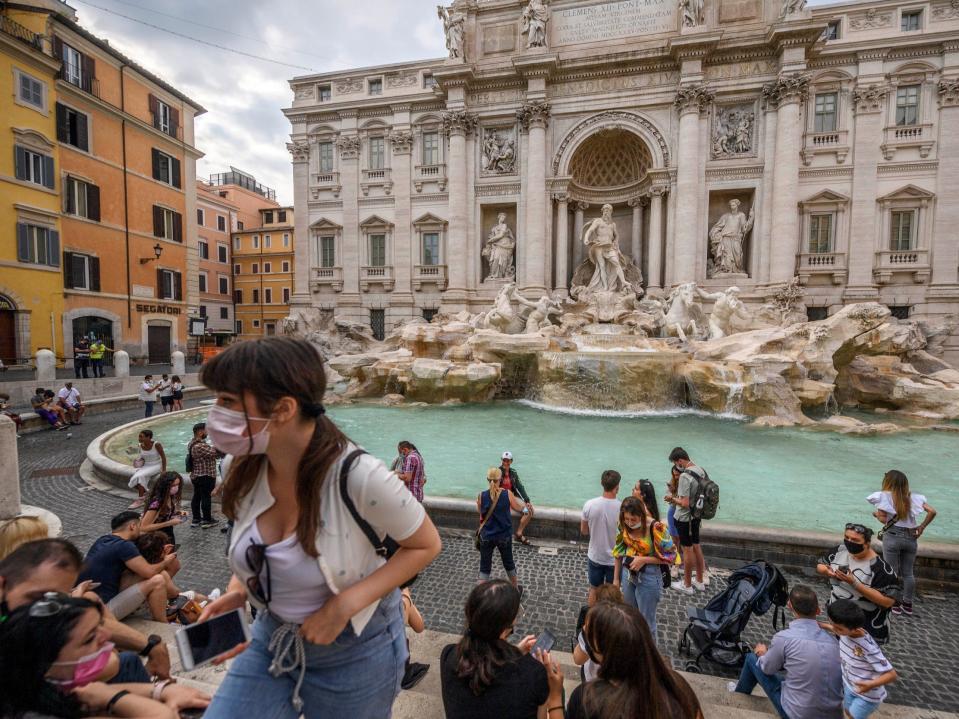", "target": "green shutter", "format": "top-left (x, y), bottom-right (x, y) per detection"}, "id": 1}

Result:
top-left (43, 155), bottom-right (55, 189)
top-left (47, 230), bottom-right (60, 267)
top-left (90, 256), bottom-right (101, 291)
top-left (16, 223), bottom-right (31, 262)
top-left (63, 251), bottom-right (74, 288)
